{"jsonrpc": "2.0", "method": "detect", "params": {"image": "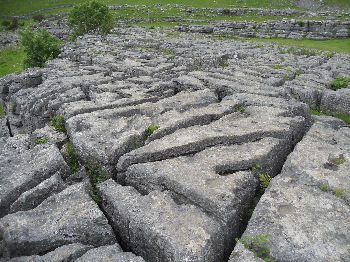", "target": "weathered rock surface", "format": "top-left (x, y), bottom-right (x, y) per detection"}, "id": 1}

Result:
top-left (97, 179), bottom-right (226, 262)
top-left (75, 243), bottom-right (145, 262)
top-left (0, 140), bottom-right (70, 217)
top-left (0, 183), bottom-right (116, 257)
top-left (6, 243), bottom-right (93, 262)
top-left (232, 118), bottom-right (350, 261)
